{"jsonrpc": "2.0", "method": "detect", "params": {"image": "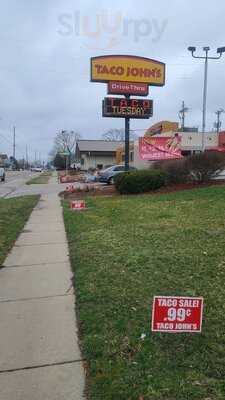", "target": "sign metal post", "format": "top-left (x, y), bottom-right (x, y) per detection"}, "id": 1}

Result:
top-left (125, 94), bottom-right (130, 171)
